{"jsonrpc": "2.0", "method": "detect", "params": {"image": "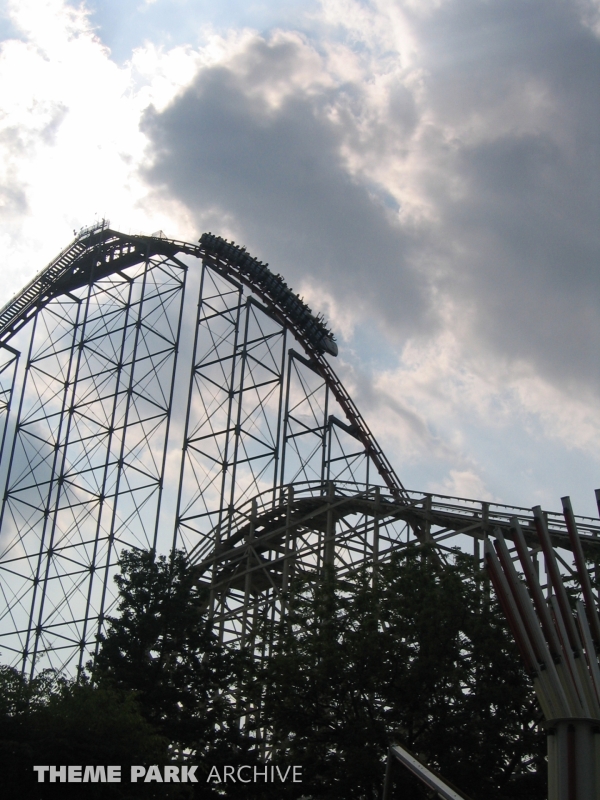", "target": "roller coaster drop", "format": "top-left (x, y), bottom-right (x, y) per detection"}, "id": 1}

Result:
top-left (0, 221), bottom-right (599, 693)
